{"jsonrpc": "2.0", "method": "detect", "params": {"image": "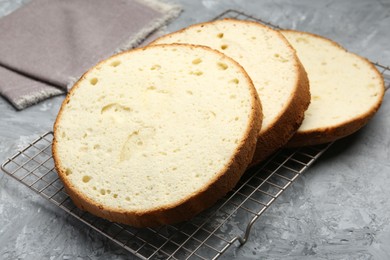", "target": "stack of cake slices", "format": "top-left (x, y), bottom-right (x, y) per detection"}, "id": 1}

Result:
top-left (52, 18), bottom-right (385, 227)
